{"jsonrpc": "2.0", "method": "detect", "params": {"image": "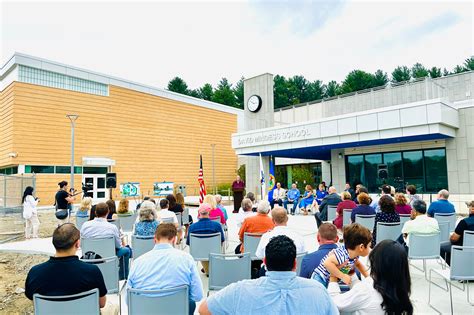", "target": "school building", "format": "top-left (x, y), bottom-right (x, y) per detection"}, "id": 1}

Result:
top-left (236, 72), bottom-right (474, 214)
top-left (0, 53), bottom-right (242, 207)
